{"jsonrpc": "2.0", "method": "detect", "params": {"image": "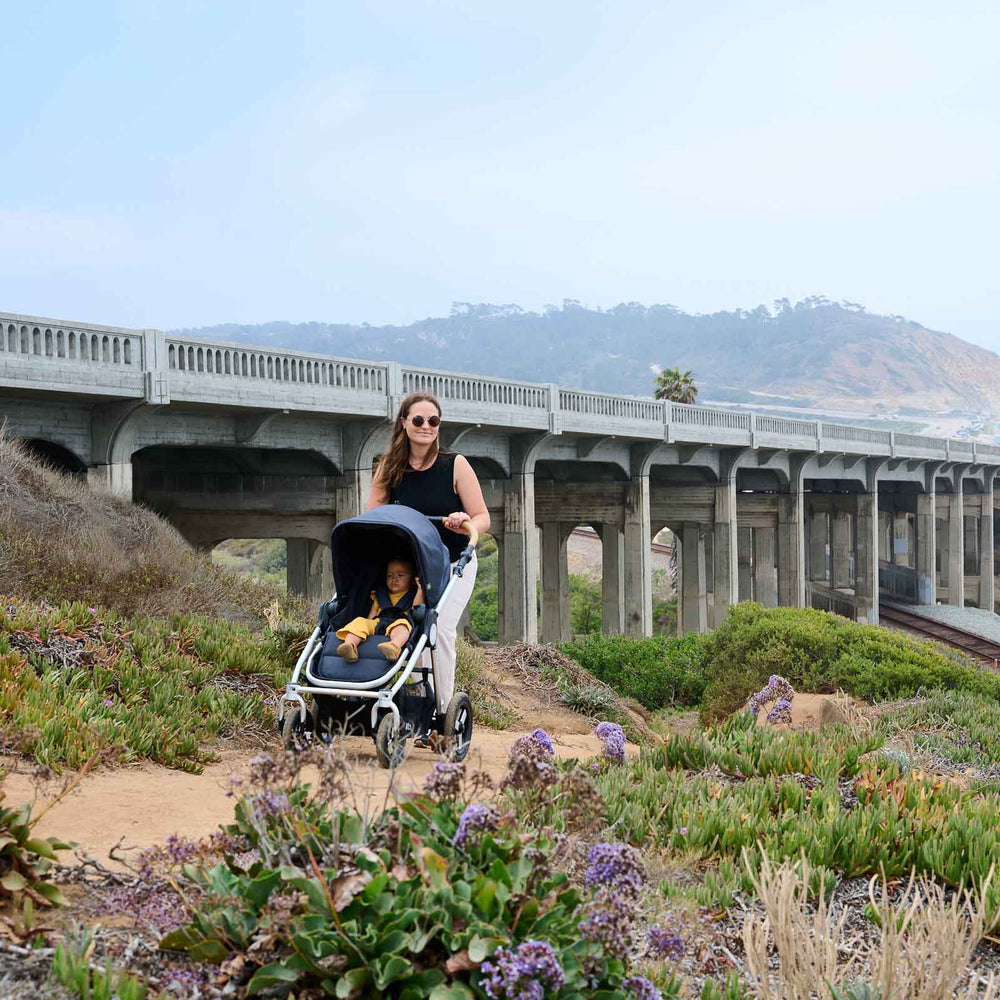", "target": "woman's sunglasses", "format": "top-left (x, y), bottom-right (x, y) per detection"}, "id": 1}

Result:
top-left (409, 414), bottom-right (440, 427)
